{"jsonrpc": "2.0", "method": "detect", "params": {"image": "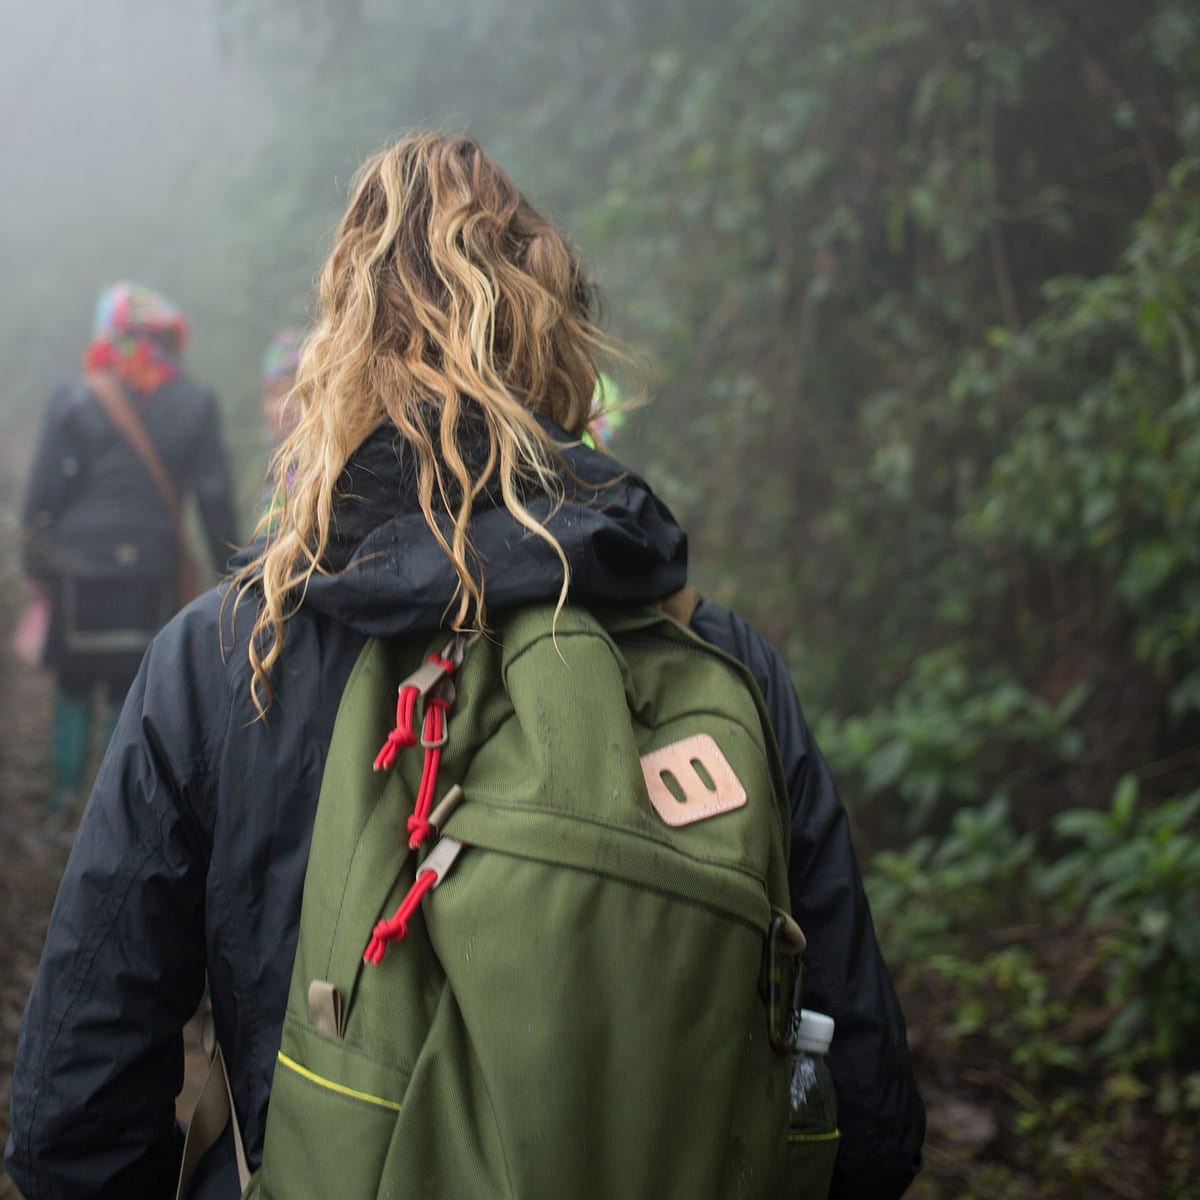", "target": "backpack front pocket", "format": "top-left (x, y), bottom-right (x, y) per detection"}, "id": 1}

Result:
top-left (253, 1019), bottom-right (409, 1199)
top-left (412, 837), bottom-right (793, 1200)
